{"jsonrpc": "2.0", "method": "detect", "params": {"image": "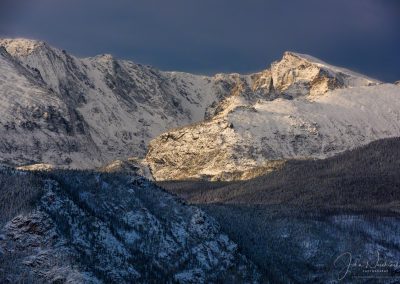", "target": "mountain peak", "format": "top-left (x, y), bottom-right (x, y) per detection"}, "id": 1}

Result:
top-left (282, 51), bottom-right (355, 67)
top-left (95, 53), bottom-right (114, 60)
top-left (0, 38), bottom-right (49, 57)
top-left (269, 50), bottom-right (379, 98)
top-left (279, 51), bottom-right (379, 85)
top-left (282, 51), bottom-right (325, 64)
top-left (91, 53), bottom-right (116, 64)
